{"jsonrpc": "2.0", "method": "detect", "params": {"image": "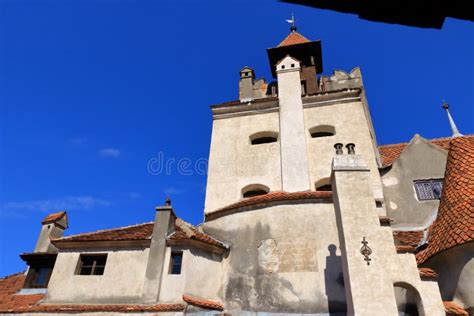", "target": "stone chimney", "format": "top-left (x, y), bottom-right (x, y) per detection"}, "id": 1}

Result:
top-left (141, 198), bottom-right (176, 303)
top-left (34, 211), bottom-right (68, 253)
top-left (239, 66), bottom-right (255, 102)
